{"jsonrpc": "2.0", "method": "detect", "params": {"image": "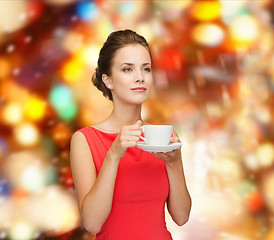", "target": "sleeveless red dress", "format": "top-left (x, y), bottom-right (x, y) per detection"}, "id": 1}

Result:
top-left (77, 126), bottom-right (173, 240)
